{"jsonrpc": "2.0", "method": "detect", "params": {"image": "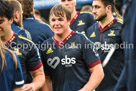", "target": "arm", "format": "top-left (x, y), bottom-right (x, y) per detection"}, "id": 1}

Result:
top-left (79, 64), bottom-right (104, 91)
top-left (13, 87), bottom-right (22, 91)
top-left (22, 66), bottom-right (45, 91)
top-left (41, 76), bottom-right (52, 91)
